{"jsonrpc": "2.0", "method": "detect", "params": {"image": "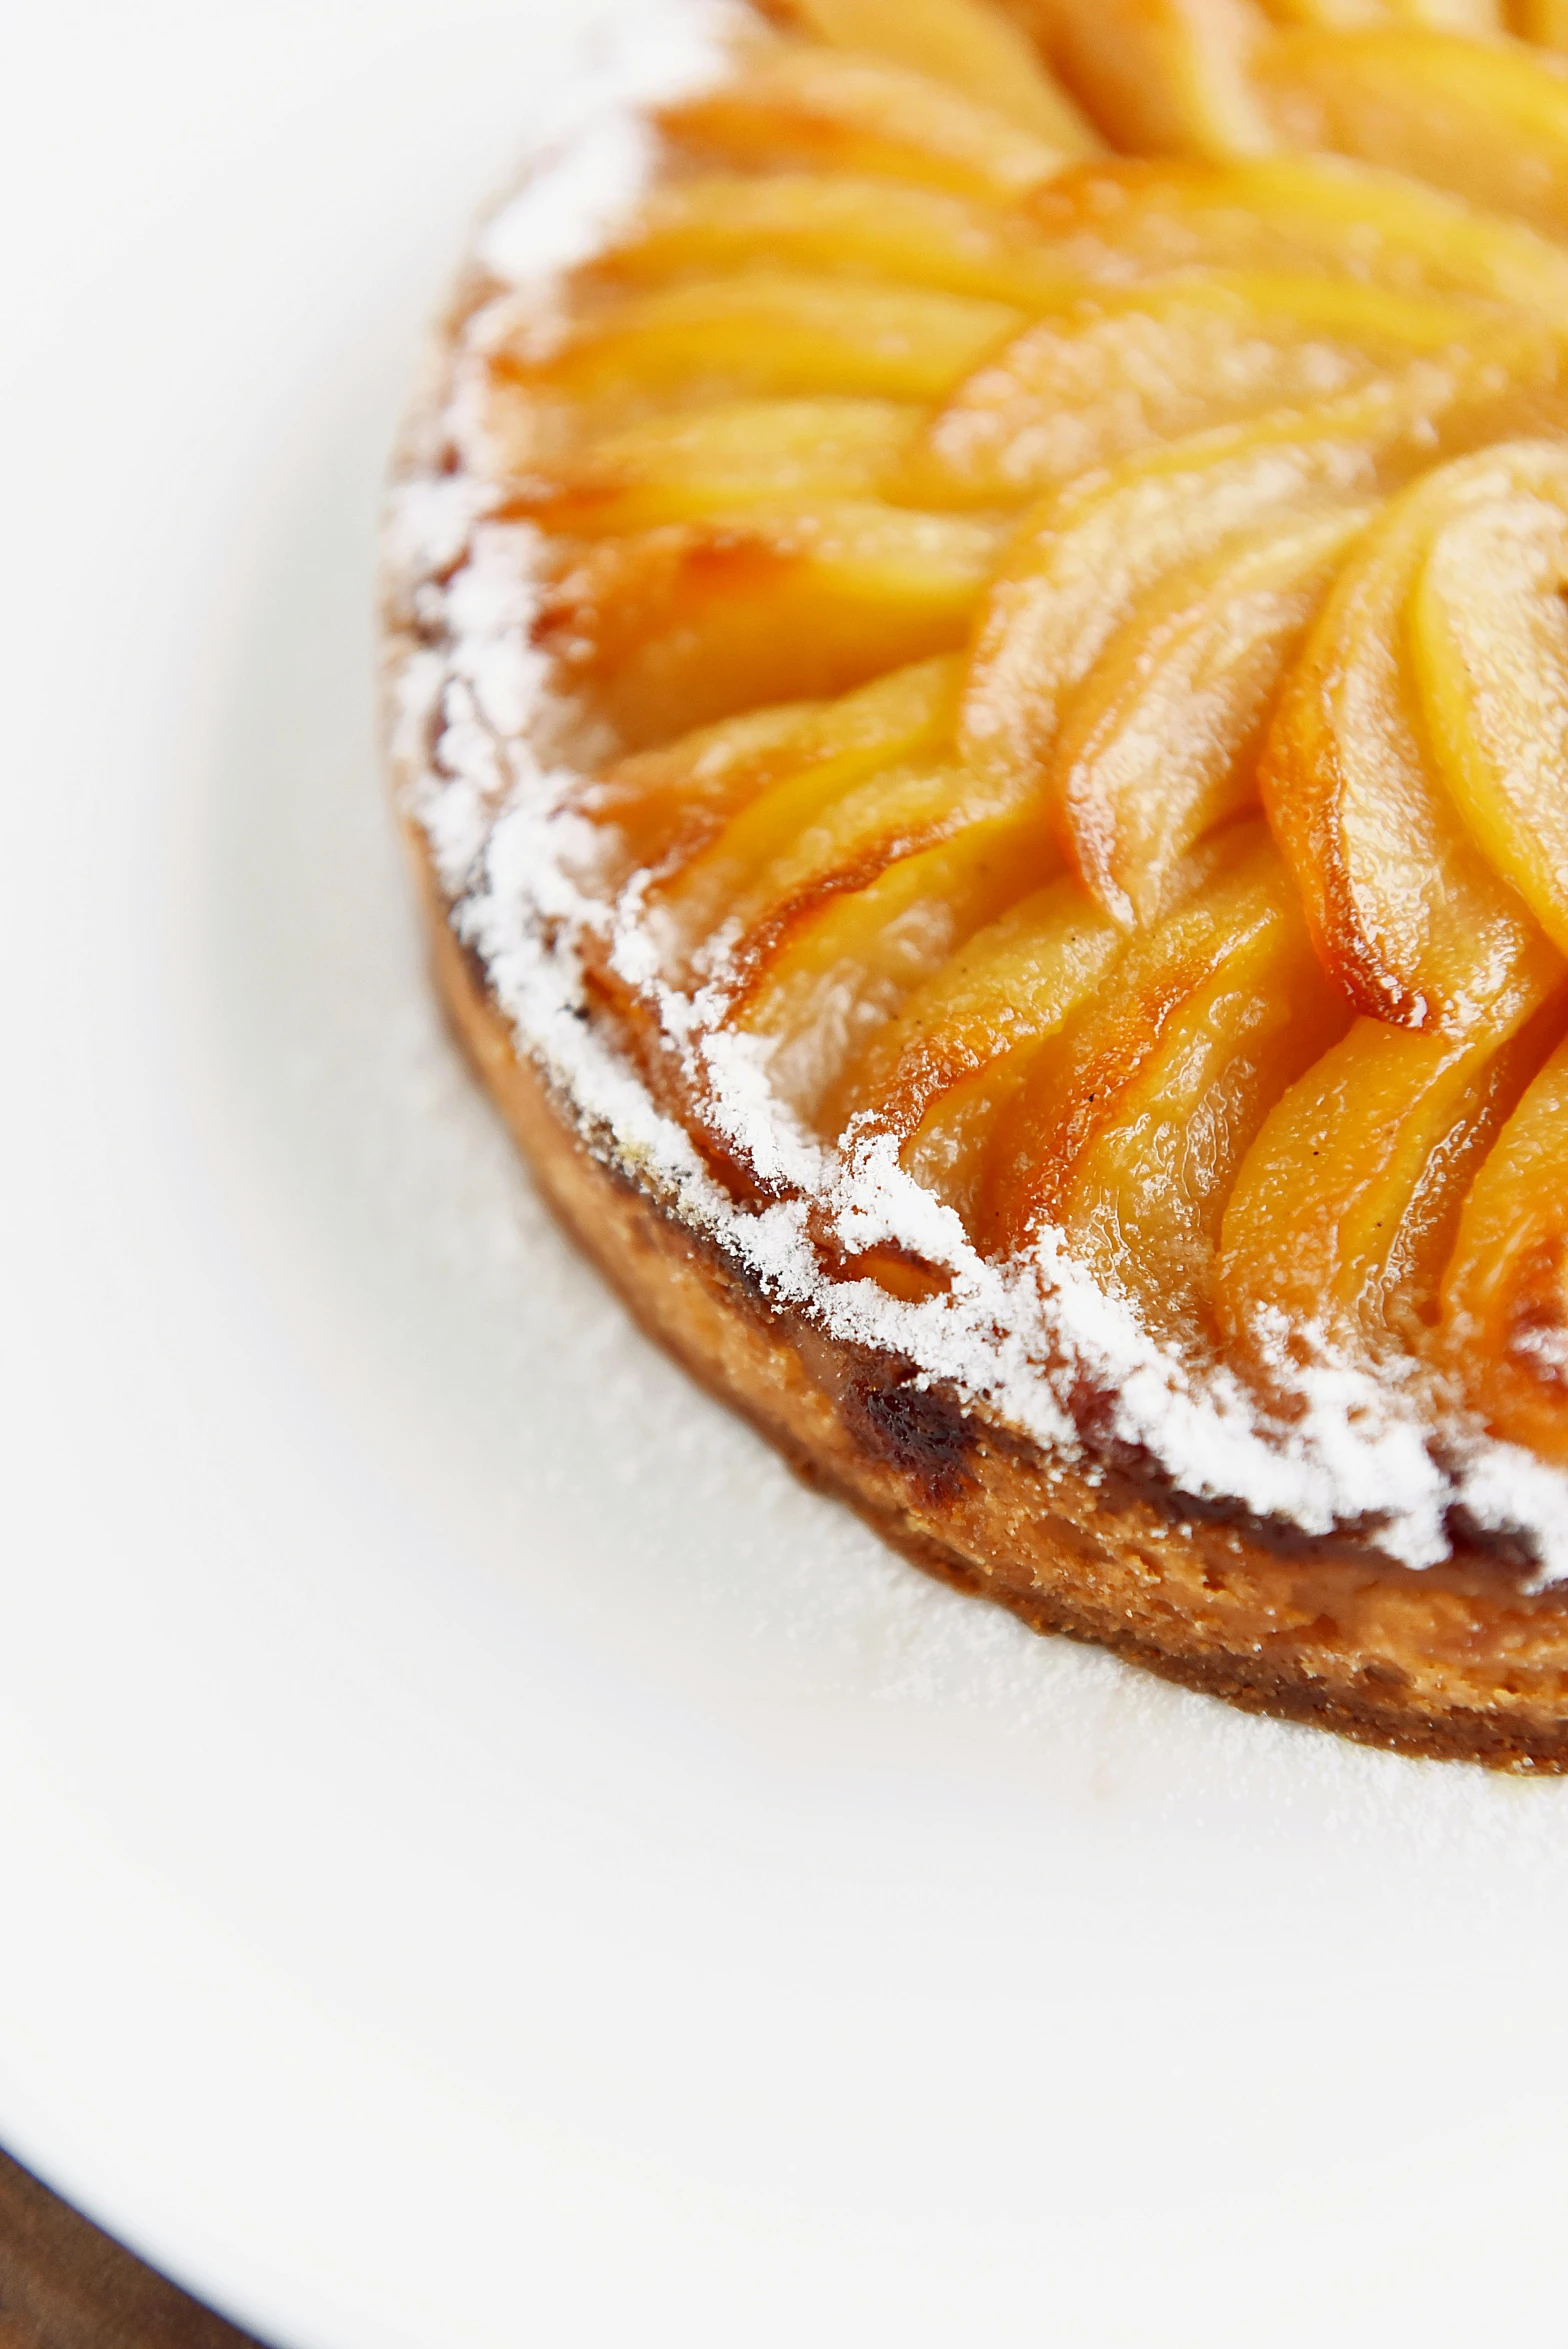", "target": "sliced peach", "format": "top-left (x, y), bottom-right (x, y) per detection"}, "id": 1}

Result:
top-left (772, 0), bottom-right (1102, 148)
top-left (1053, 503), bottom-right (1372, 924)
top-left (1260, 448), bottom-right (1566, 1031)
top-left (828, 875), bottom-right (1125, 1211)
top-left (913, 271), bottom-right (1475, 506)
top-left (732, 810), bottom-right (1064, 1119)
top-left (1216, 983), bottom-right (1564, 1360)
top-left (512, 398), bottom-right (920, 535)
top-left (978, 830), bottom-right (1348, 1333)
top-left (536, 504), bottom-right (1002, 748)
top-left (658, 42), bottom-right (1066, 196)
top-left (957, 383), bottom-right (1410, 805)
top-left (1411, 444), bottom-right (1568, 958)
top-left (505, 272), bottom-right (1024, 406)
top-left (1434, 1026), bottom-right (1568, 1464)
top-left (1252, 0), bottom-right (1500, 34)
top-left (1022, 154), bottom-right (1568, 313)
top-left (958, 327), bottom-right (1568, 806)
top-left (593, 173), bottom-right (1089, 309)
top-left (1257, 28), bottom-right (1568, 237)
top-left (1518, 0), bottom-right (1568, 46)
top-left (1015, 0), bottom-right (1276, 159)
top-left (582, 654), bottom-right (963, 882)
